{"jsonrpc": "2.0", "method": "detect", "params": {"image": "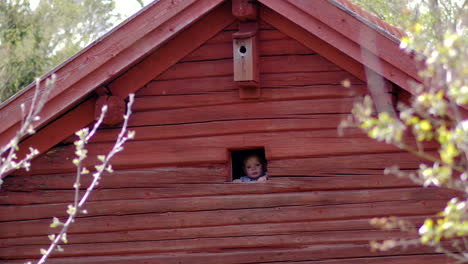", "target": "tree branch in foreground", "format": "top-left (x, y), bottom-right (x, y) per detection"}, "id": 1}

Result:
top-left (33, 94), bottom-right (135, 264)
